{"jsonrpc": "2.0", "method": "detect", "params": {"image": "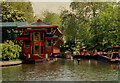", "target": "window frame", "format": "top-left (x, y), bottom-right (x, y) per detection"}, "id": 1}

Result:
top-left (34, 46), bottom-right (39, 54)
top-left (41, 46), bottom-right (44, 55)
top-left (30, 32), bottom-right (33, 41)
top-left (34, 32), bottom-right (39, 41)
top-left (24, 40), bottom-right (30, 47)
top-left (31, 46), bottom-right (33, 55)
top-left (46, 40), bottom-right (51, 47)
top-left (40, 32), bottom-right (44, 41)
